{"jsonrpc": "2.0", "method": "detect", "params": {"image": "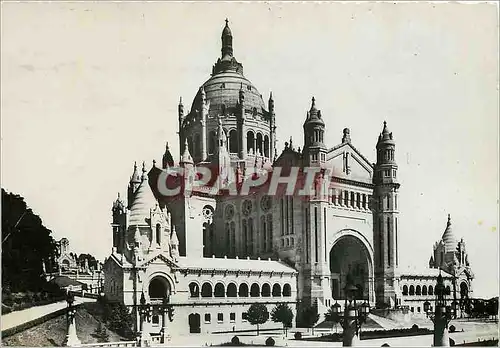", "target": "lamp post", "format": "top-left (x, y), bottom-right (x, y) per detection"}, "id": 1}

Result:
top-left (63, 290), bottom-right (81, 347)
top-left (424, 273), bottom-right (455, 347)
top-left (331, 281), bottom-right (370, 347)
top-left (138, 292), bottom-right (152, 347)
